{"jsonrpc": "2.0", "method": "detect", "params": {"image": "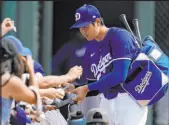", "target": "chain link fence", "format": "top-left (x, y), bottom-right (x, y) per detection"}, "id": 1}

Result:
top-left (155, 1), bottom-right (169, 56)
top-left (154, 2), bottom-right (169, 125)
